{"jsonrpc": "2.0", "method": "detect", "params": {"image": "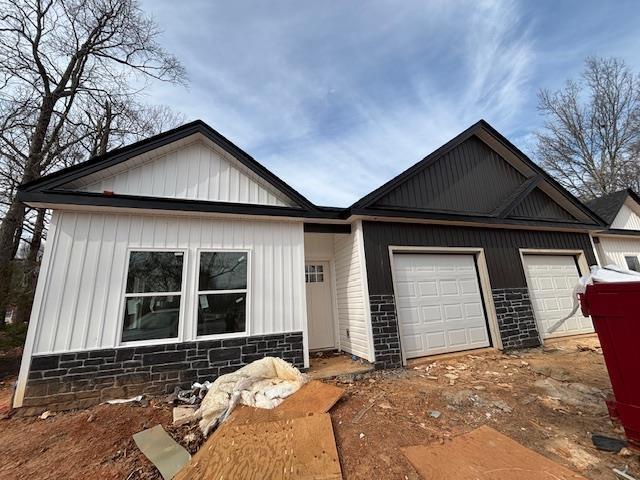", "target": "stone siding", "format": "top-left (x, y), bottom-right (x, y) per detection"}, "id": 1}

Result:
top-left (23, 332), bottom-right (303, 410)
